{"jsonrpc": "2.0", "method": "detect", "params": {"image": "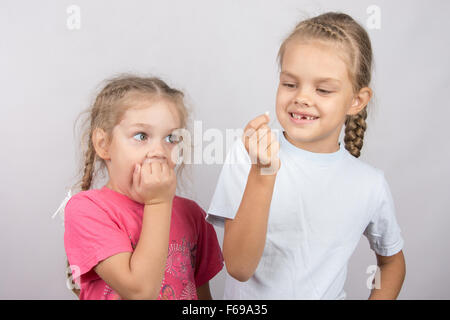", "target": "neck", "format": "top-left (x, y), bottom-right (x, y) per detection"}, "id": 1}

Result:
top-left (105, 180), bottom-right (126, 195)
top-left (283, 131), bottom-right (340, 154)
